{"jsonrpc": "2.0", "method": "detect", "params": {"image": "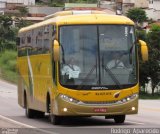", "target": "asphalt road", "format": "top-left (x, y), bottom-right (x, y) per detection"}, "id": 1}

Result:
top-left (0, 80), bottom-right (160, 134)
